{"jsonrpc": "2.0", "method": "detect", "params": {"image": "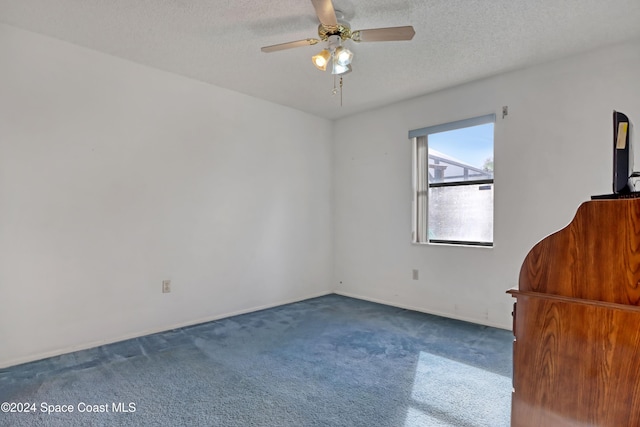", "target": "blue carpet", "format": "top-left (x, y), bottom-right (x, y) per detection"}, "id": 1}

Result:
top-left (0, 294), bottom-right (512, 426)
